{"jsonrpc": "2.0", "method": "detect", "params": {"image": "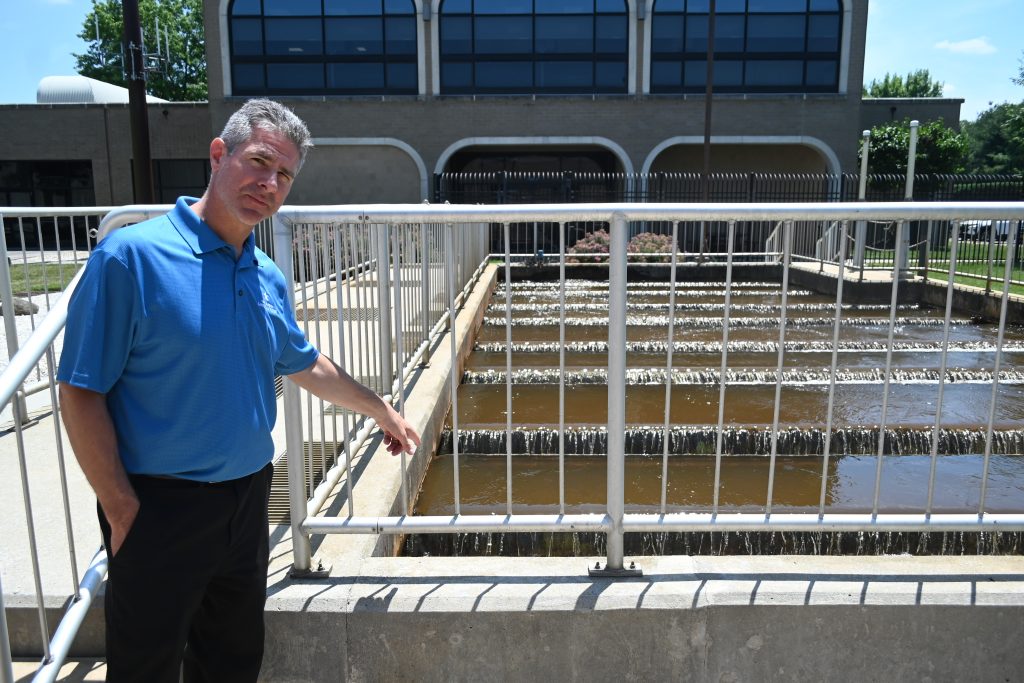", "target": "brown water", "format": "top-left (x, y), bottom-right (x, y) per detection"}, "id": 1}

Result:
top-left (416, 454), bottom-right (1024, 515)
top-left (451, 384), bottom-right (1024, 428)
top-left (408, 277), bottom-right (1024, 556)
